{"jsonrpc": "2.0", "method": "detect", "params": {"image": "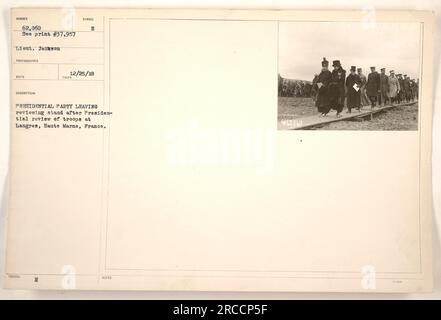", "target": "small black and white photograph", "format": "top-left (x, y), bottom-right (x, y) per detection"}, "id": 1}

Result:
top-left (278, 21), bottom-right (421, 130)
